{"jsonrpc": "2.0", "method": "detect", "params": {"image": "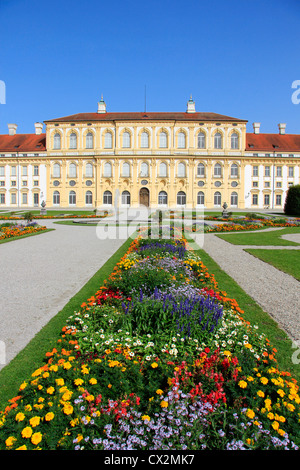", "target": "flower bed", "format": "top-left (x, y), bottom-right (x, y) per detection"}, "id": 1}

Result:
top-left (0, 235), bottom-right (299, 450)
top-left (0, 224), bottom-right (48, 241)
